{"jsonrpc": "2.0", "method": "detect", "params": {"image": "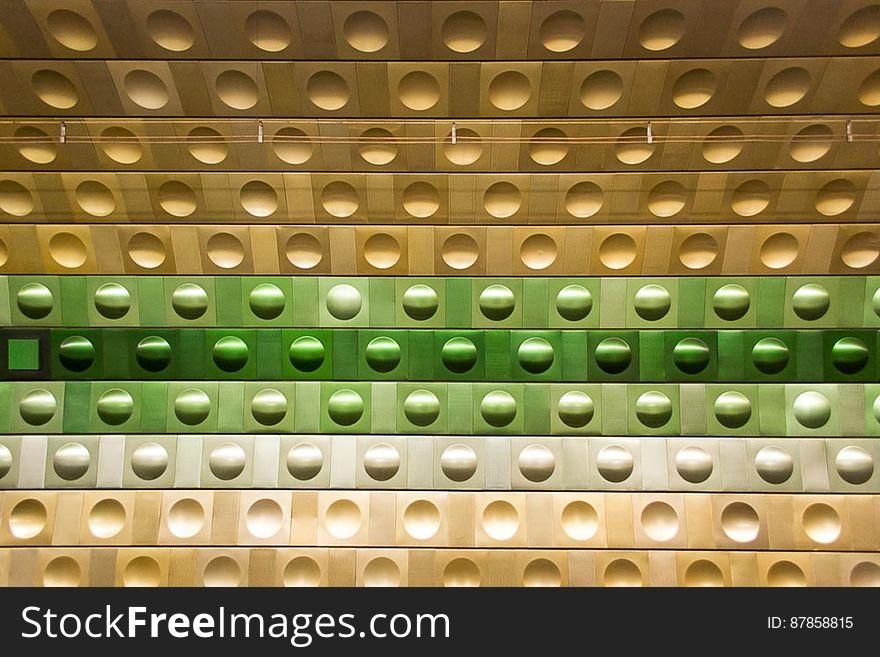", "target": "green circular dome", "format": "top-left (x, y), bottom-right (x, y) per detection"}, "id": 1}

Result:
top-left (171, 283), bottom-right (208, 320)
top-left (94, 283), bottom-right (131, 319)
top-left (634, 284), bottom-right (671, 321)
top-left (712, 284), bottom-right (750, 321)
top-left (402, 284), bottom-right (439, 321)
top-left (831, 337), bottom-right (869, 374)
top-left (751, 337), bottom-right (790, 374)
top-left (713, 391), bottom-right (752, 428)
top-left (480, 390), bottom-right (517, 427)
top-left (673, 337), bottom-right (710, 375)
top-left (20, 388), bottom-right (57, 426)
top-left (212, 336), bottom-right (249, 372)
top-left (96, 388), bottom-right (134, 426)
top-left (792, 284), bottom-right (830, 320)
top-left (365, 336), bottom-right (401, 373)
top-left (59, 336), bottom-right (95, 372)
top-left (136, 336), bottom-right (172, 372)
top-left (479, 285), bottom-right (516, 321)
top-left (327, 389), bottom-right (364, 426)
top-left (557, 391), bottom-right (594, 428)
top-left (248, 283), bottom-right (285, 320)
top-left (872, 288), bottom-right (880, 318)
top-left (595, 337), bottom-right (632, 374)
top-left (555, 285), bottom-right (592, 321)
top-left (173, 388), bottom-right (211, 425)
top-left (251, 388), bottom-right (288, 426)
top-left (793, 391), bottom-right (831, 429)
top-left (403, 389), bottom-right (441, 427)
top-left (289, 336), bottom-right (325, 372)
top-left (635, 391), bottom-right (673, 428)
top-left (517, 337), bottom-right (555, 374)
top-left (441, 337), bottom-right (478, 374)
top-left (326, 284), bottom-right (362, 320)
top-left (17, 283), bottom-right (54, 319)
